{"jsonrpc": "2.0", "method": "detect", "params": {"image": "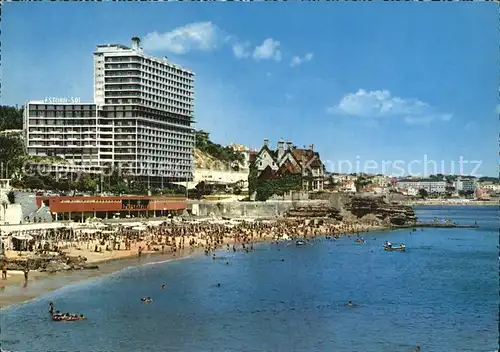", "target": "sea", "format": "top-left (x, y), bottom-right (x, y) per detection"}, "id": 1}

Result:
top-left (0, 206), bottom-right (498, 352)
